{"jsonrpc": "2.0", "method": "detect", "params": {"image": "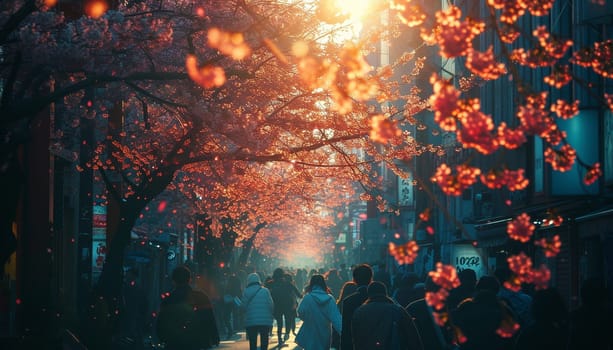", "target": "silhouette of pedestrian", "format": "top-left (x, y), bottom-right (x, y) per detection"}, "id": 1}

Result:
top-left (406, 276), bottom-right (454, 350)
top-left (450, 290), bottom-right (514, 350)
top-left (242, 272), bottom-right (274, 350)
top-left (117, 268), bottom-right (149, 350)
top-left (268, 267), bottom-right (301, 344)
top-left (156, 265), bottom-right (220, 350)
top-left (568, 277), bottom-right (613, 350)
top-left (352, 281), bottom-right (424, 350)
top-left (515, 287), bottom-right (569, 350)
top-left (296, 274), bottom-right (342, 350)
top-left (332, 281), bottom-right (358, 349)
top-left (340, 263), bottom-right (373, 350)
